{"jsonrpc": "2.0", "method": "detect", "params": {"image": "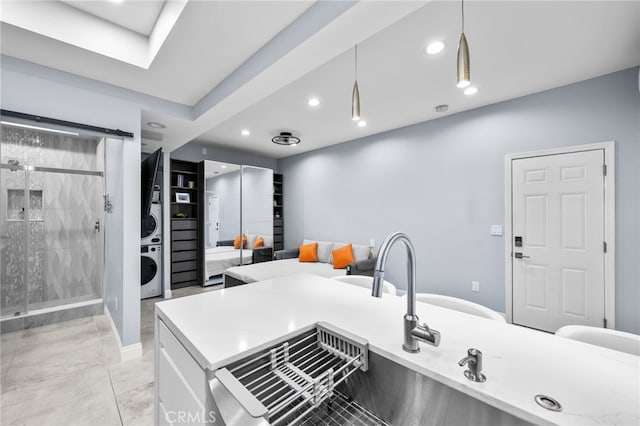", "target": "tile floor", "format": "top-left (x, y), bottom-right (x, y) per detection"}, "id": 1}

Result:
top-left (0, 285), bottom-right (221, 426)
